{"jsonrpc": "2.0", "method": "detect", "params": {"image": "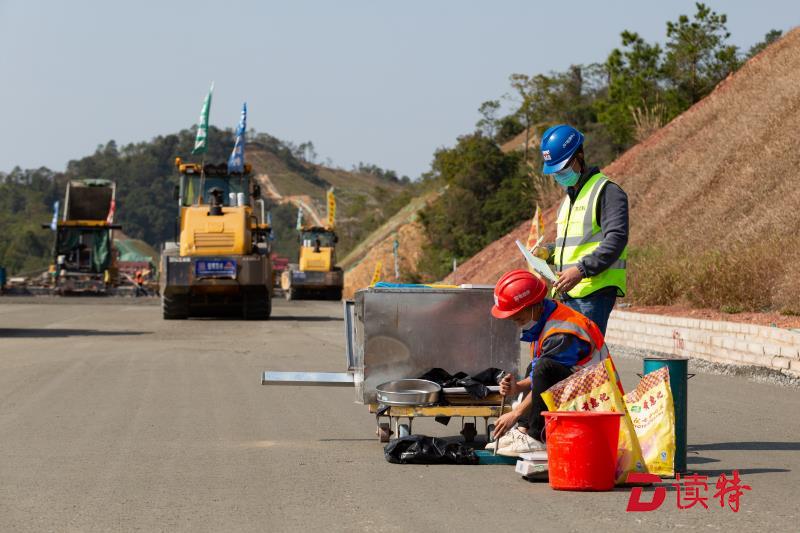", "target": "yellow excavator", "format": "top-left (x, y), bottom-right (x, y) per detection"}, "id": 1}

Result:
top-left (160, 159), bottom-right (273, 319)
top-left (281, 189), bottom-right (343, 300)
